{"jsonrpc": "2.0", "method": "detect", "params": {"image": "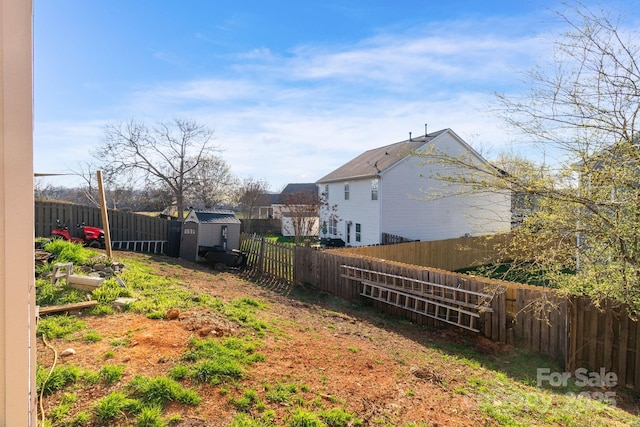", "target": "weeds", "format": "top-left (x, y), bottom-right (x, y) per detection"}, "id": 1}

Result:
top-left (83, 330), bottom-right (102, 342)
top-left (43, 239), bottom-right (99, 267)
top-left (127, 375), bottom-right (201, 407)
top-left (287, 408), bottom-right (324, 427)
top-left (92, 391), bottom-right (140, 423)
top-left (36, 364), bottom-right (82, 395)
top-left (319, 407), bottom-right (363, 426)
top-left (135, 405), bottom-right (166, 427)
top-left (35, 278), bottom-right (87, 306)
top-left (99, 364), bottom-right (124, 385)
top-left (37, 315), bottom-right (86, 339)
